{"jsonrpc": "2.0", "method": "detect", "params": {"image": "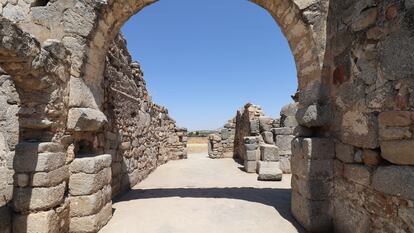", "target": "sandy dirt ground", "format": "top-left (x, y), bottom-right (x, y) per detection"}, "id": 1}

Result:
top-left (100, 153), bottom-right (304, 233)
top-left (186, 137), bottom-right (208, 154)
